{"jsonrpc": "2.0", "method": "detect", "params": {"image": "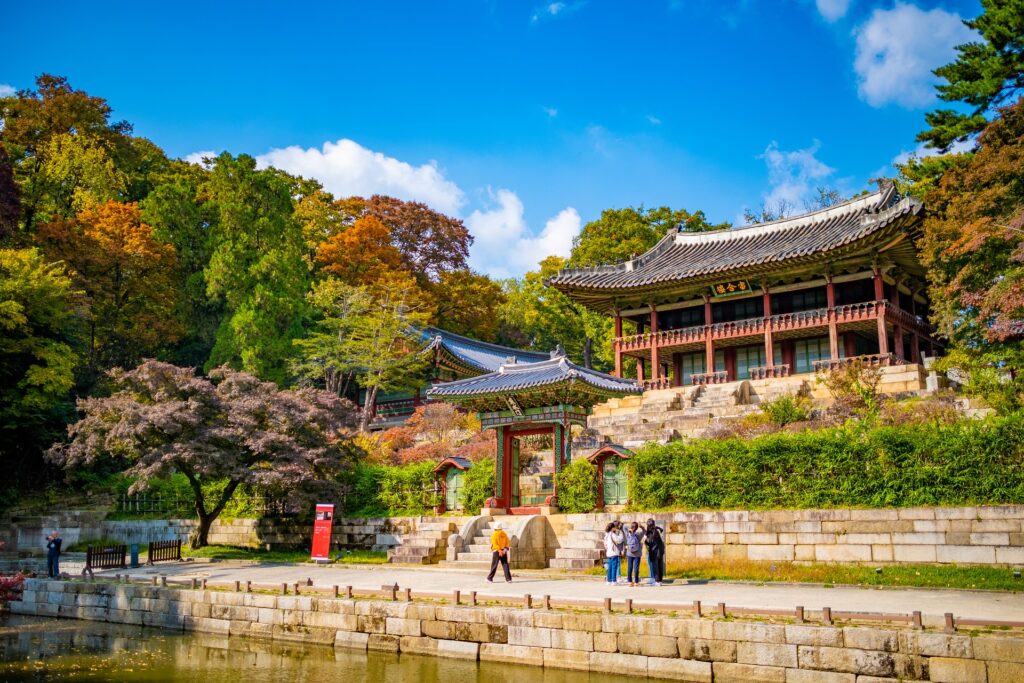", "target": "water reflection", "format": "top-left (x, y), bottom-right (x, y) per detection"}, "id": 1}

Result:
top-left (0, 616), bottom-right (636, 682)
